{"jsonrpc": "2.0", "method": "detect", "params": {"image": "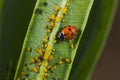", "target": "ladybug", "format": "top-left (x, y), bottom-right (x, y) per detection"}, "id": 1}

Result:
top-left (57, 25), bottom-right (77, 40)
